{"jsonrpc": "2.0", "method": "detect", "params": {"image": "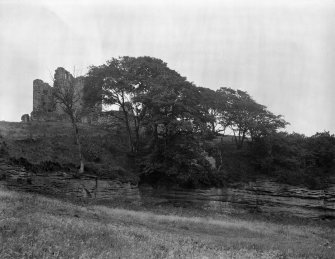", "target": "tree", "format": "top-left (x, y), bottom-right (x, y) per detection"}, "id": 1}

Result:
top-left (196, 87), bottom-right (221, 136)
top-left (52, 67), bottom-right (85, 174)
top-left (132, 63), bottom-right (217, 186)
top-left (248, 110), bottom-right (288, 141)
top-left (84, 56), bottom-right (217, 185)
top-left (85, 56), bottom-right (203, 153)
top-left (216, 87), bottom-right (288, 149)
top-left (83, 56), bottom-right (291, 186)
top-left (307, 131), bottom-right (335, 171)
top-left (85, 57), bottom-right (159, 152)
top-left (85, 57), bottom-right (138, 152)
